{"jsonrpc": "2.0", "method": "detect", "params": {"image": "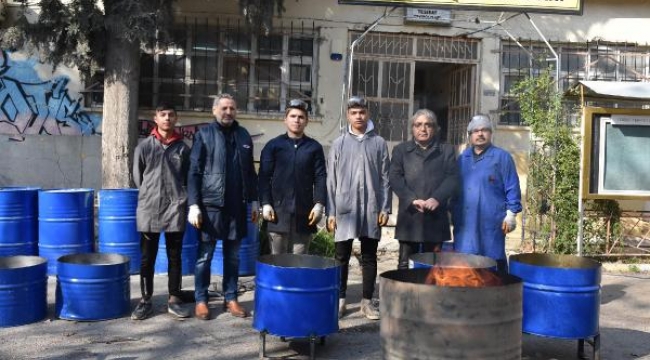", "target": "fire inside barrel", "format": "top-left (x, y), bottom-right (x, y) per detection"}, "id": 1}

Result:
top-left (424, 266), bottom-right (503, 287)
